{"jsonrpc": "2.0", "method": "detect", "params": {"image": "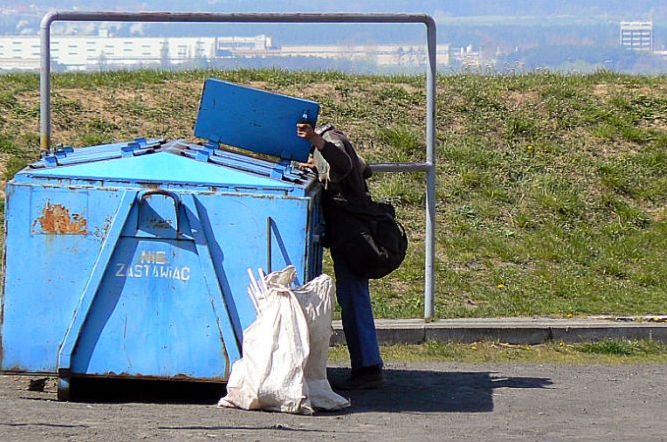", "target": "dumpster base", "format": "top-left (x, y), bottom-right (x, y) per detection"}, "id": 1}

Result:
top-left (55, 372), bottom-right (227, 402)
